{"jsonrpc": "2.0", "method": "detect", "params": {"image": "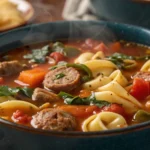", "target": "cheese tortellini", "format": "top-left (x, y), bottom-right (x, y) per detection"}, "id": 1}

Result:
top-left (75, 52), bottom-right (94, 64)
top-left (141, 60), bottom-right (150, 72)
top-left (84, 59), bottom-right (117, 77)
top-left (97, 81), bottom-right (142, 108)
top-left (82, 112), bottom-right (128, 132)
